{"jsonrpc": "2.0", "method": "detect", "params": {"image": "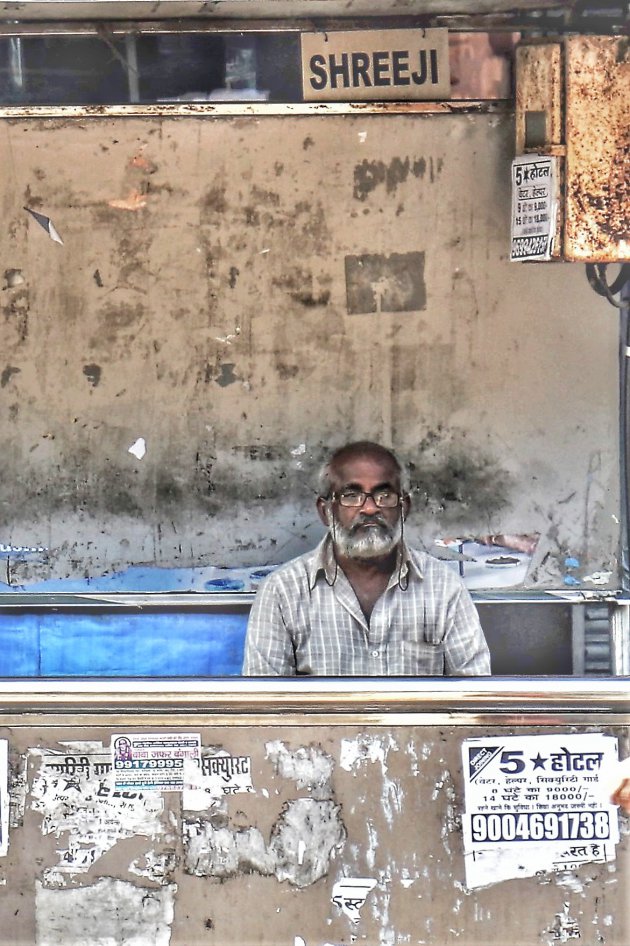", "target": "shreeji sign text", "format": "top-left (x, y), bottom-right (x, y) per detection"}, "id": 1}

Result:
top-left (301, 29), bottom-right (450, 102)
